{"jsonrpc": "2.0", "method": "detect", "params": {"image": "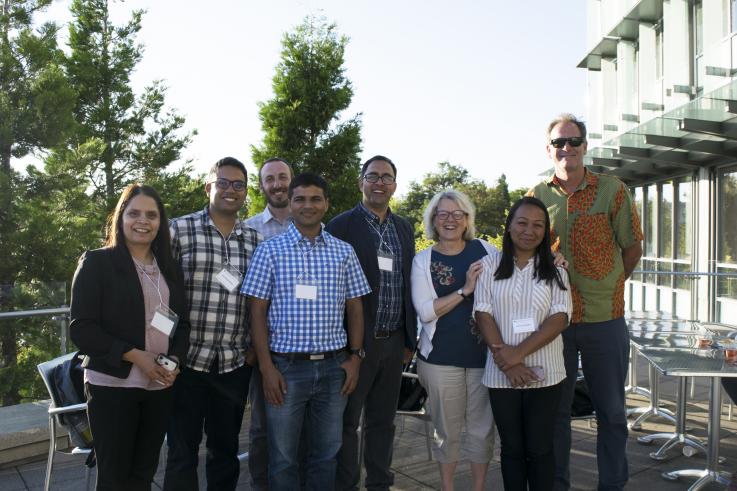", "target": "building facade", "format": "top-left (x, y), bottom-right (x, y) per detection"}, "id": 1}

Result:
top-left (579, 0), bottom-right (737, 325)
